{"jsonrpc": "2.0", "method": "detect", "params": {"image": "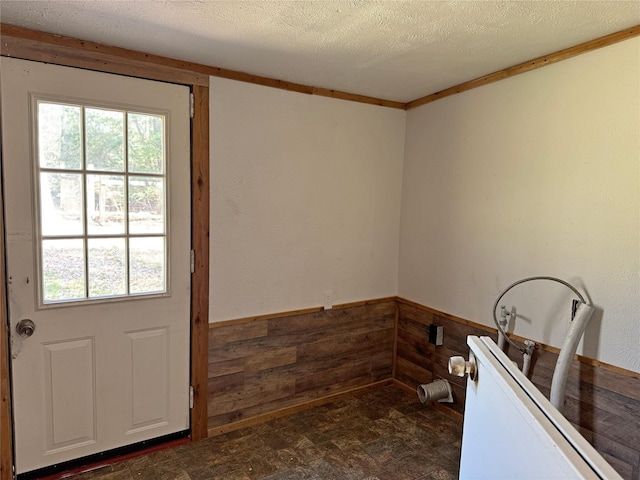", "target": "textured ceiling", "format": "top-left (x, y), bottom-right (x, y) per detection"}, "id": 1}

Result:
top-left (1, 1), bottom-right (639, 103)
